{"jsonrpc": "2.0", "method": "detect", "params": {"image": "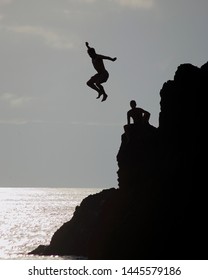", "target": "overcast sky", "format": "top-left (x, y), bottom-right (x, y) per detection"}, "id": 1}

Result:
top-left (0, 0), bottom-right (207, 187)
